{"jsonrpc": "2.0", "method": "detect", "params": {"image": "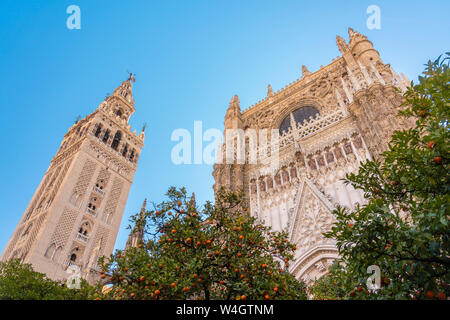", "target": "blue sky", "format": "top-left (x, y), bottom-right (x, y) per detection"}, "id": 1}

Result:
top-left (0, 0), bottom-right (448, 254)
